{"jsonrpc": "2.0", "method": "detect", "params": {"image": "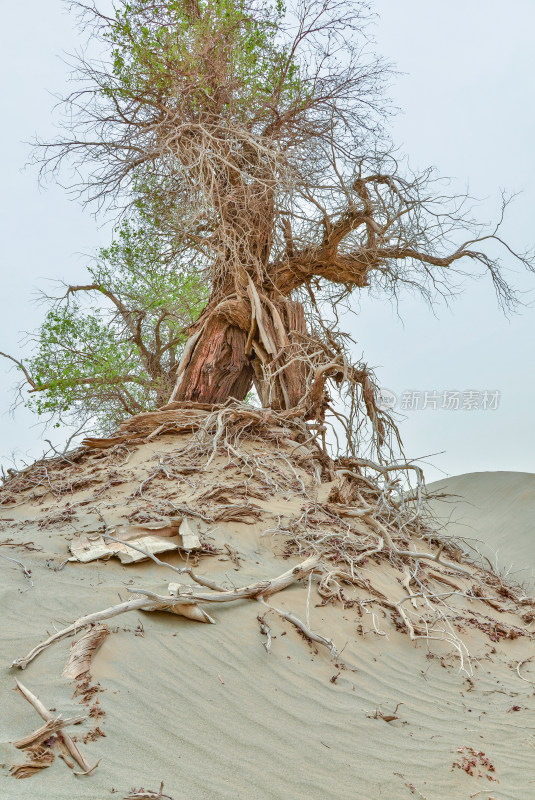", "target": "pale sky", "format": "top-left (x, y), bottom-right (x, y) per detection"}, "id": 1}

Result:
top-left (1, 0), bottom-right (534, 481)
